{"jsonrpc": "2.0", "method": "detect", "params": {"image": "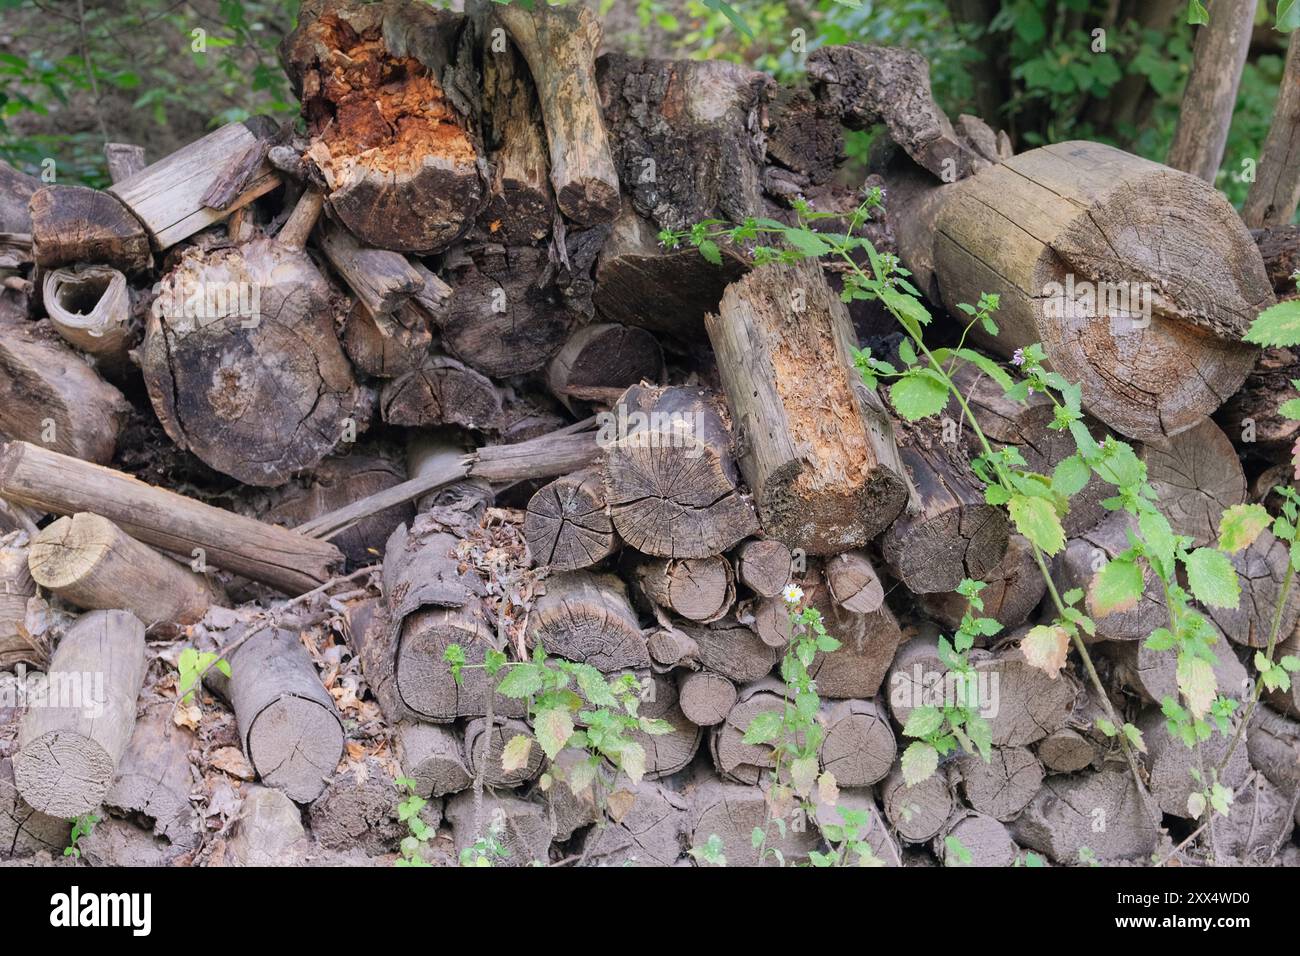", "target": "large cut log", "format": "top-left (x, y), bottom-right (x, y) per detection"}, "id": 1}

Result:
top-left (0, 757), bottom-right (70, 860)
top-left (1103, 626), bottom-right (1248, 707)
top-left (0, 536), bottom-right (41, 669)
top-left (379, 353), bottom-right (503, 431)
top-left (819, 698), bottom-right (896, 788)
top-left (474, 8), bottom-right (552, 243)
top-left (526, 571), bottom-right (648, 672)
top-left (141, 190), bottom-right (368, 486)
top-left (463, 716), bottom-right (545, 789)
top-left (29, 184), bottom-right (151, 274)
top-left (1138, 706), bottom-right (1249, 819)
top-left (341, 300), bottom-right (432, 379)
top-left (101, 701), bottom-right (200, 855)
top-left (934, 810), bottom-right (1018, 867)
top-left (445, 791), bottom-right (551, 867)
top-left (602, 384), bottom-right (760, 558)
top-left (1247, 706), bottom-right (1300, 827)
top-left (282, 0), bottom-right (481, 252)
top-left (597, 53), bottom-right (770, 231)
top-left (13, 610), bottom-right (147, 817)
top-left (1051, 511), bottom-right (1168, 642)
top-left (0, 442), bottom-right (344, 594)
top-left (1138, 417), bottom-right (1245, 547)
top-left (708, 259), bottom-right (908, 553)
top-left (523, 467), bottom-right (618, 571)
top-left (310, 755), bottom-right (431, 854)
top-left (593, 203), bottom-right (748, 344)
top-left (578, 780), bottom-right (689, 867)
top-left (546, 323), bottom-right (664, 410)
top-left (954, 746), bottom-right (1044, 822)
top-left (28, 512), bottom-right (222, 628)
top-left (1012, 768), bottom-right (1159, 864)
top-left (494, 1), bottom-right (619, 225)
top-left (631, 672), bottom-right (702, 779)
top-left (889, 141), bottom-right (1272, 442)
top-left (633, 554), bottom-right (734, 624)
top-left (686, 771), bottom-right (819, 866)
top-left (880, 413), bottom-right (1009, 593)
top-left (804, 565), bottom-right (904, 699)
top-left (676, 670), bottom-right (737, 727)
top-left (709, 677), bottom-right (789, 785)
top-left (436, 243), bottom-right (572, 377)
top-left (881, 764), bottom-right (954, 843)
top-left (1205, 530), bottom-right (1300, 647)
top-left (227, 624), bottom-right (344, 803)
top-left (376, 521), bottom-right (524, 722)
top-left (917, 533), bottom-right (1044, 633)
top-left (107, 118), bottom-right (280, 250)
top-left (0, 322), bottom-right (130, 465)
top-left (394, 720), bottom-right (471, 799)
top-left (732, 539), bottom-right (792, 599)
top-left (649, 618), bottom-right (779, 684)
top-left (40, 265), bottom-right (133, 374)
top-left (975, 642), bottom-right (1080, 748)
